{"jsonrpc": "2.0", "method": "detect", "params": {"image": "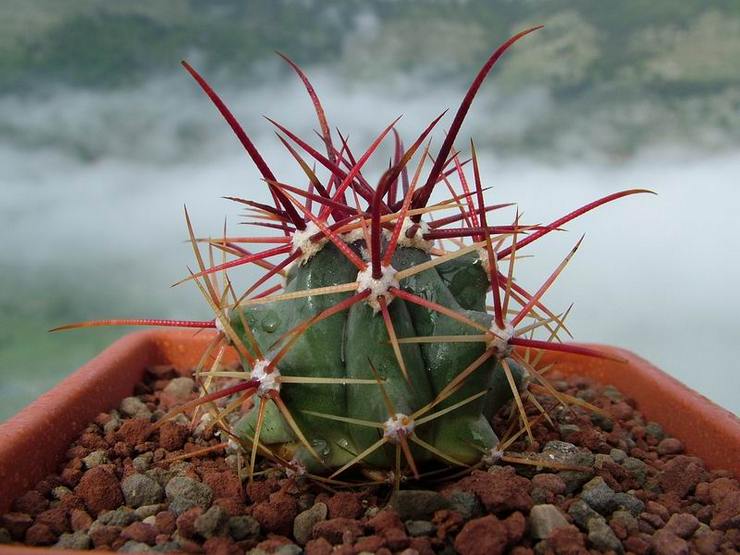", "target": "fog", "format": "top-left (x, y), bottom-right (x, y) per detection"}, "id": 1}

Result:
top-left (1, 70), bottom-right (738, 418)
